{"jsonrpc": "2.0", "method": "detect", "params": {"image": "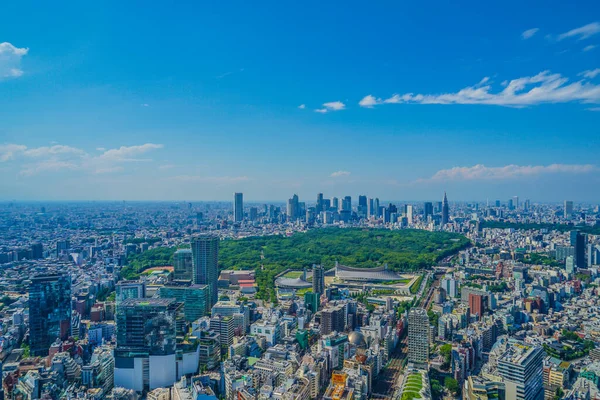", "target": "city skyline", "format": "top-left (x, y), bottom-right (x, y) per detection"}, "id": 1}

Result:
top-left (1, 1), bottom-right (599, 201)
